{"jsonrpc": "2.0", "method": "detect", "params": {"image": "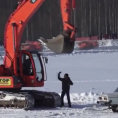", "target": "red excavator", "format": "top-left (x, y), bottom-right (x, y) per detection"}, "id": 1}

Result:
top-left (0, 0), bottom-right (76, 109)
